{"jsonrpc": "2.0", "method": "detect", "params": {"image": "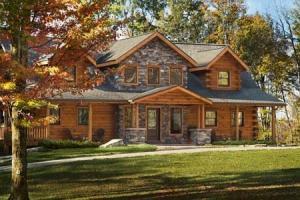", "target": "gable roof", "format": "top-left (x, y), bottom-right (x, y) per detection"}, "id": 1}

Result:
top-left (175, 43), bottom-right (249, 71)
top-left (93, 31), bottom-right (198, 67)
